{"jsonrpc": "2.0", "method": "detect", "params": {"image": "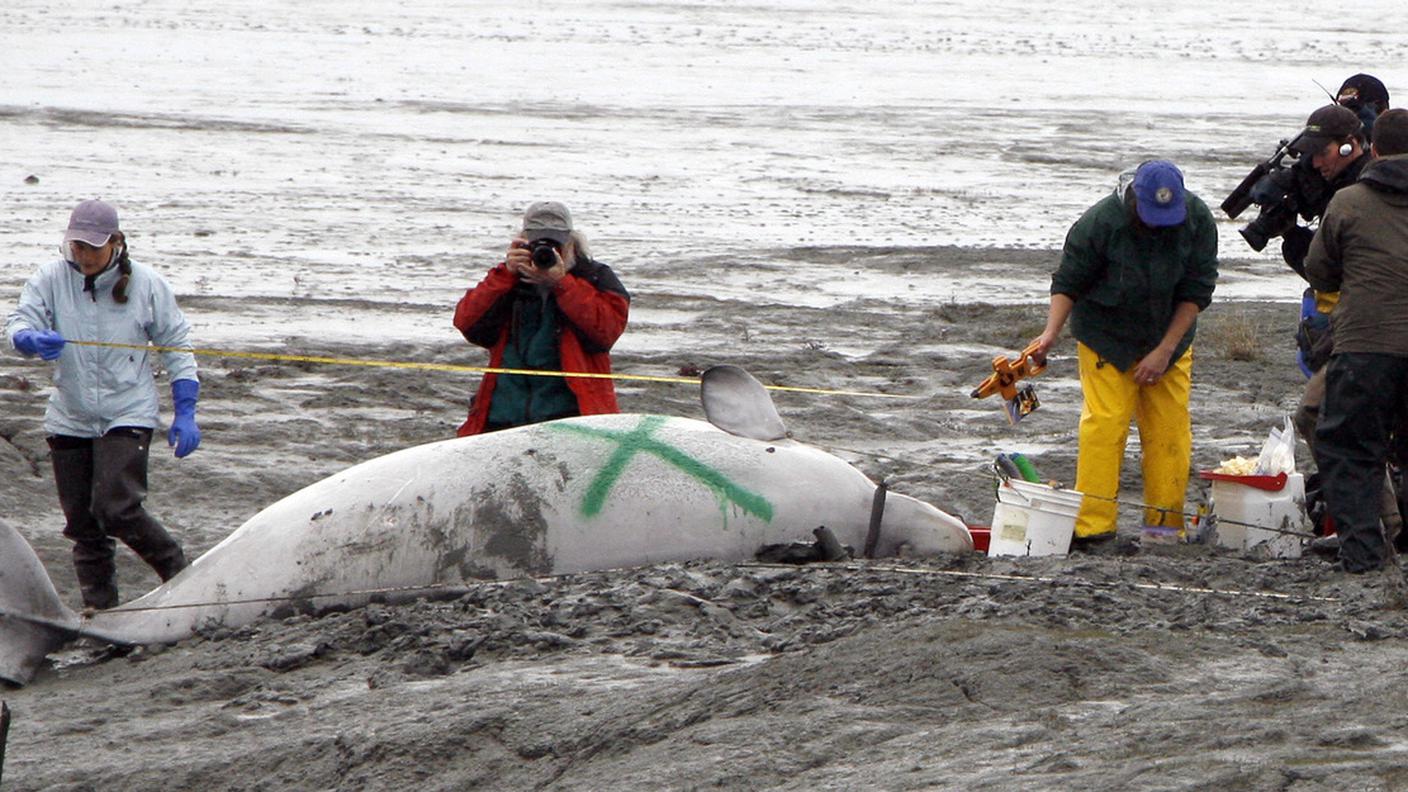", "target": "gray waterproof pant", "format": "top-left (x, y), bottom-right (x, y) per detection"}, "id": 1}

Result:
top-left (1298, 365), bottom-right (1405, 545)
top-left (48, 428), bottom-right (188, 609)
top-left (1315, 354), bottom-right (1408, 573)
